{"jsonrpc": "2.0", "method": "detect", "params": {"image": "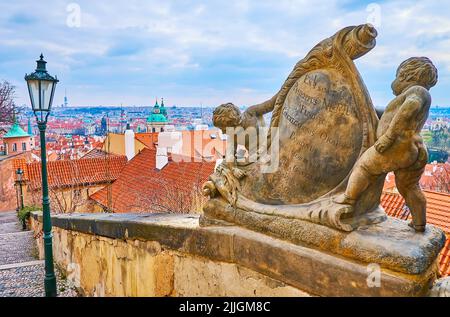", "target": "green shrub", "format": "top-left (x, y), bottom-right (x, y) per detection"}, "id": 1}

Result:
top-left (17, 205), bottom-right (42, 222)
